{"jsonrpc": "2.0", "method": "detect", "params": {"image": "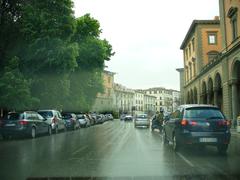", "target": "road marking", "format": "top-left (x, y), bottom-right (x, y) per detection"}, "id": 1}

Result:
top-left (176, 152), bottom-right (195, 167)
top-left (72, 146), bottom-right (88, 155)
